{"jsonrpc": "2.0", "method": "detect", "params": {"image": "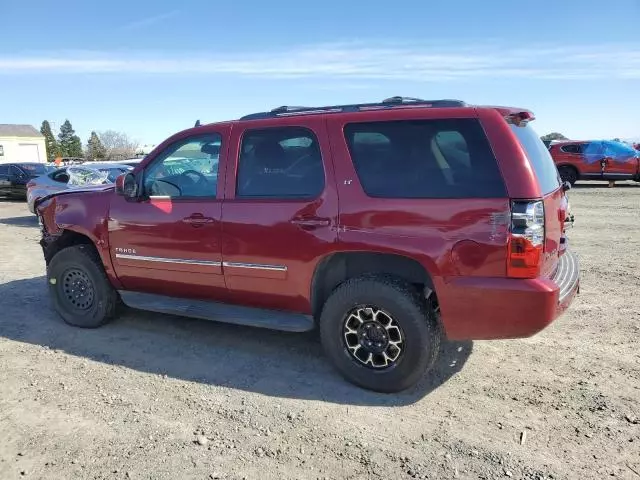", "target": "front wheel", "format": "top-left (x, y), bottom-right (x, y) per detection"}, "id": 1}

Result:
top-left (47, 245), bottom-right (120, 328)
top-left (319, 275), bottom-right (440, 393)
